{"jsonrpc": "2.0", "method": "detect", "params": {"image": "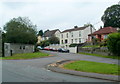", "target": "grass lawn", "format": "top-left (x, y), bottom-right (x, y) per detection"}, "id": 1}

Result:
top-left (79, 52), bottom-right (120, 60)
top-left (64, 60), bottom-right (120, 75)
top-left (0, 52), bottom-right (50, 60)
